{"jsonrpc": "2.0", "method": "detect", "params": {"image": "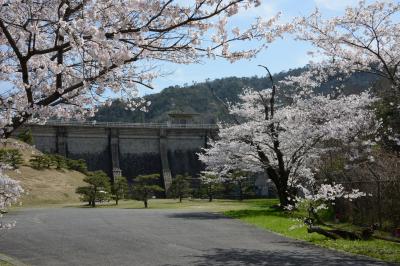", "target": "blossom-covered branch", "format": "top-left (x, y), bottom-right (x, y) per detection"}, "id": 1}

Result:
top-left (296, 0), bottom-right (400, 89)
top-left (0, 0), bottom-right (291, 137)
